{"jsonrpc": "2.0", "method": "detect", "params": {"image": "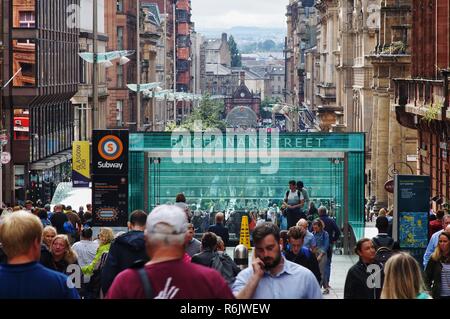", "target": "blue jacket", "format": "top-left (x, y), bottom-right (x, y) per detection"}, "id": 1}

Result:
top-left (423, 229), bottom-right (443, 268)
top-left (313, 231), bottom-right (330, 255)
top-left (101, 230), bottom-right (148, 294)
